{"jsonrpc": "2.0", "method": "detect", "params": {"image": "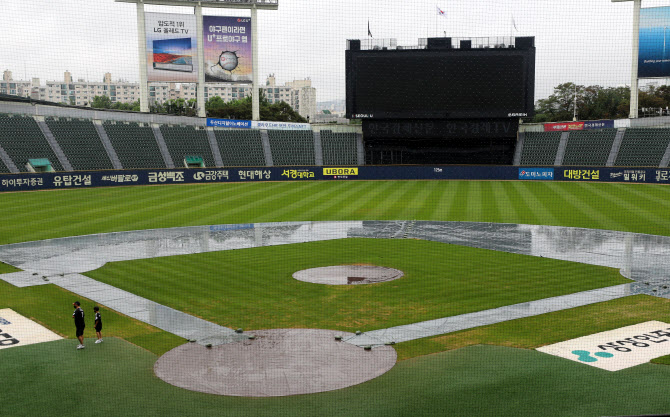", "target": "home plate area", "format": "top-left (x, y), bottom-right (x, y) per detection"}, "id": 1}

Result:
top-left (154, 329), bottom-right (397, 396)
